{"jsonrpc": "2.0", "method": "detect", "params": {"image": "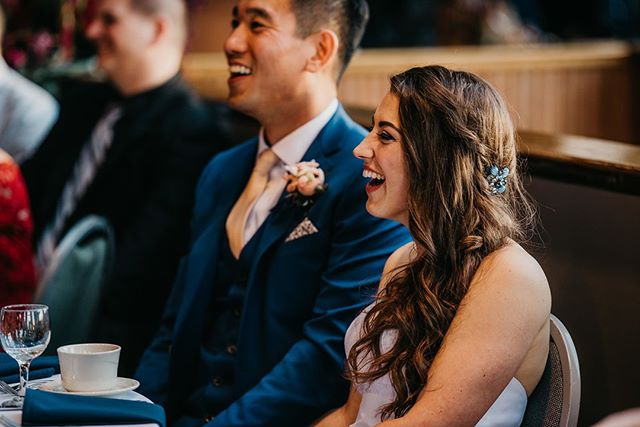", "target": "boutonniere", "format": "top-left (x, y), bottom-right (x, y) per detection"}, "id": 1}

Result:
top-left (283, 160), bottom-right (327, 208)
